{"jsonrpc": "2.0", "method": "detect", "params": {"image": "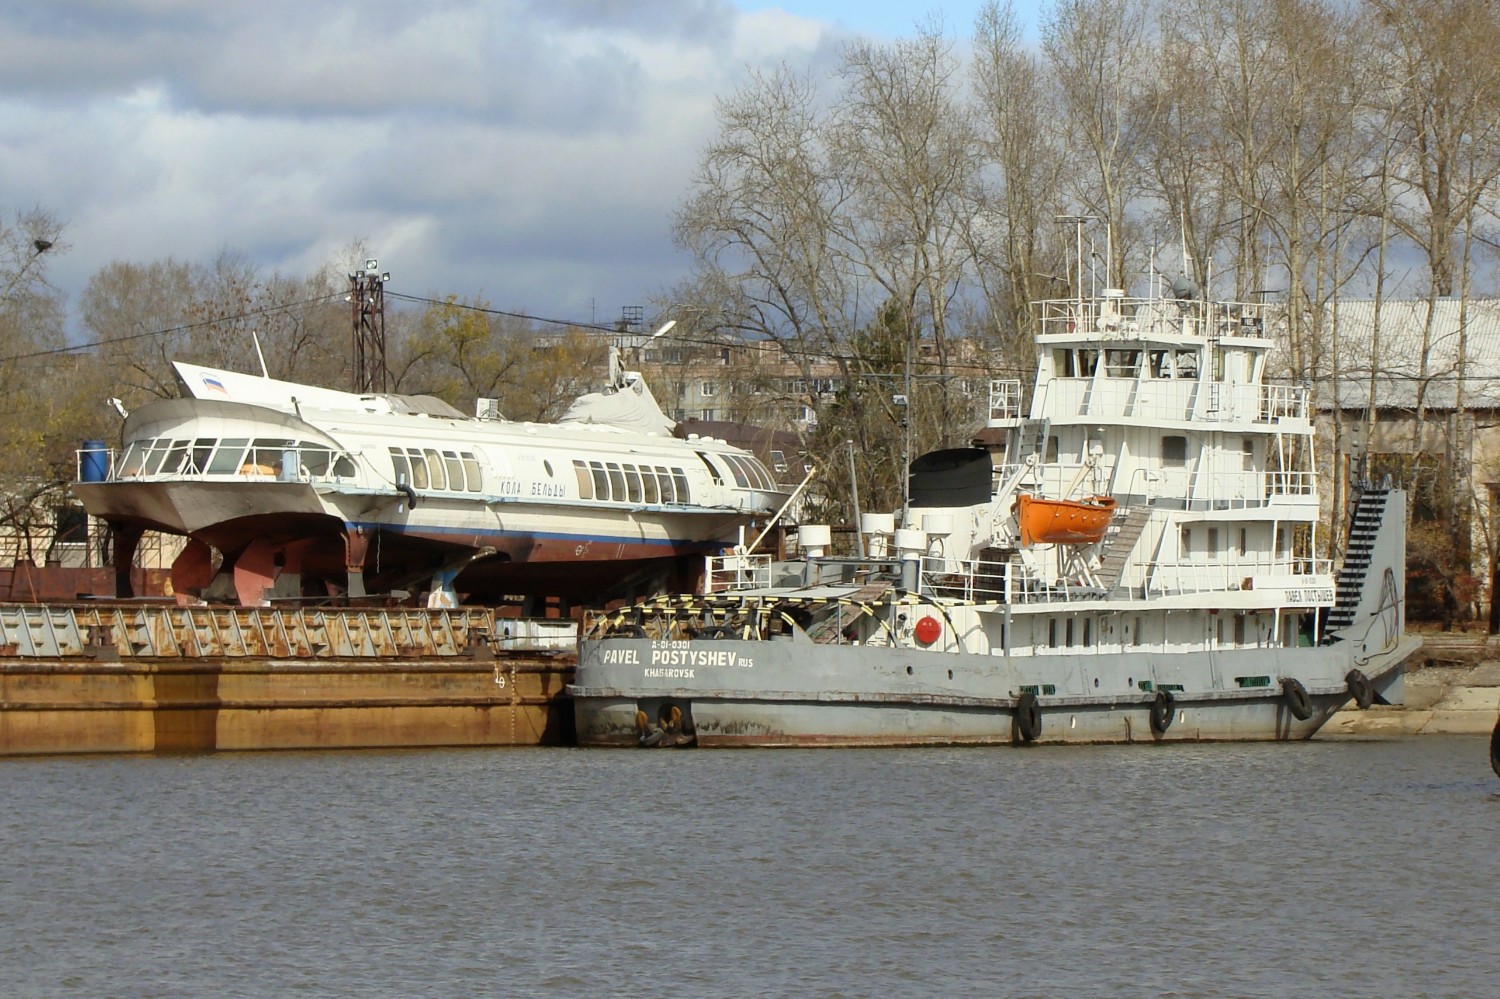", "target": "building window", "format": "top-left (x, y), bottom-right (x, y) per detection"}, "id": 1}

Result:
top-left (54, 507), bottom-right (87, 546)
